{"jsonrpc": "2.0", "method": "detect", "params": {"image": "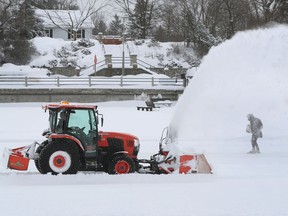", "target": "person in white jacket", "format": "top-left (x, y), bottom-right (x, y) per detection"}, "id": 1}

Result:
top-left (246, 114), bottom-right (263, 153)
